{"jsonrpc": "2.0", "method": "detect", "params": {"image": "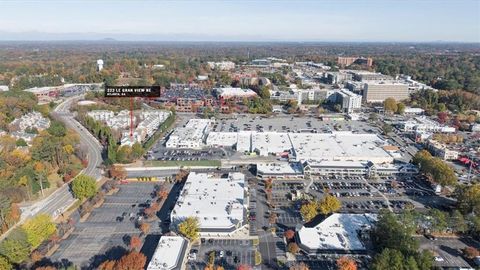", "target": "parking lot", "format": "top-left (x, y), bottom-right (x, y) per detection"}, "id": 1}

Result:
top-left (269, 176), bottom-right (429, 218)
top-left (188, 239), bottom-right (257, 270)
top-left (147, 146), bottom-right (233, 161)
top-left (418, 236), bottom-right (477, 269)
top-left (51, 182), bottom-right (162, 268)
top-left (211, 115), bottom-right (377, 134)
